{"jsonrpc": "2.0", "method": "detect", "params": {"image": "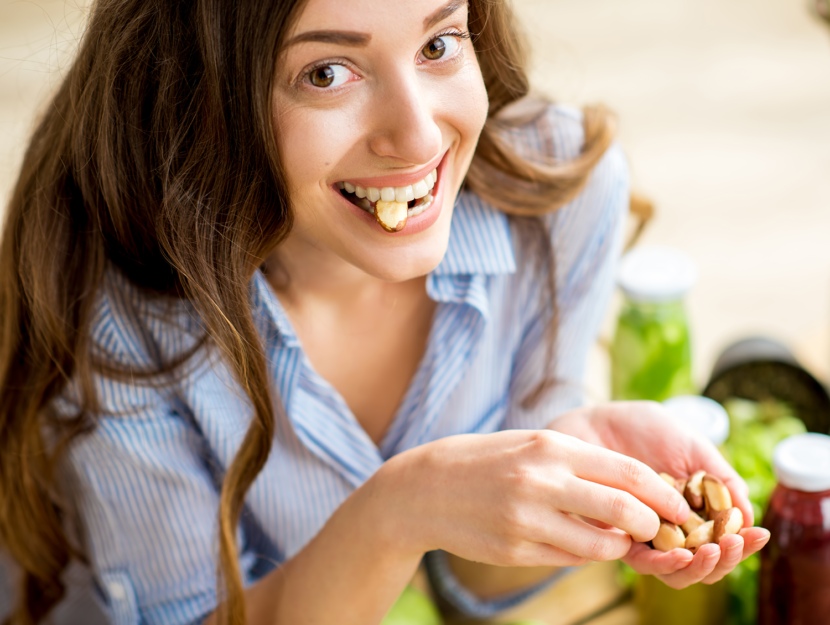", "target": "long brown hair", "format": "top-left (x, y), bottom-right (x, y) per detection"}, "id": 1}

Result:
top-left (0, 0), bottom-right (614, 623)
